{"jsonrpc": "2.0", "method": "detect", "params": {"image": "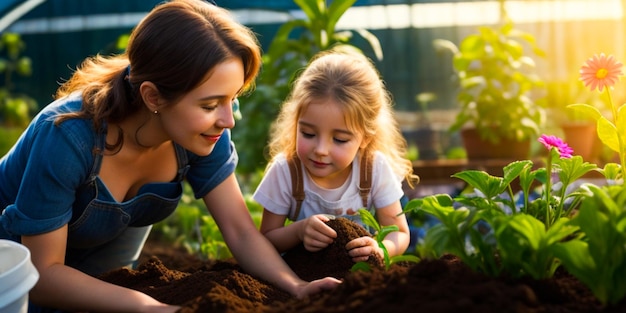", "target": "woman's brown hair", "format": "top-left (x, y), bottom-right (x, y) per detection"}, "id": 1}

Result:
top-left (55, 0), bottom-right (262, 151)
